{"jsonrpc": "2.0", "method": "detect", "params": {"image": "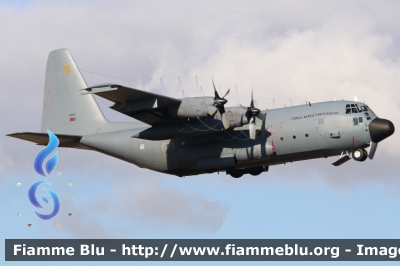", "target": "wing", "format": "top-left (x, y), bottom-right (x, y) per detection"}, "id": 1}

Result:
top-left (82, 83), bottom-right (182, 125)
